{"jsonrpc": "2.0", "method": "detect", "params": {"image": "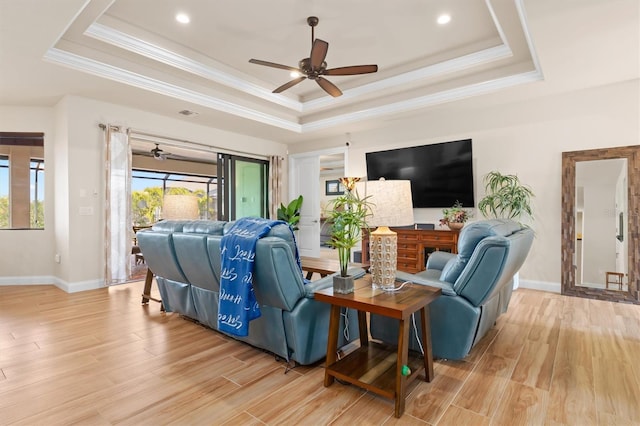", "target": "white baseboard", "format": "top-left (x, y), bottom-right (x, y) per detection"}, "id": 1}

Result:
top-left (0, 276), bottom-right (104, 293)
top-left (0, 276), bottom-right (57, 285)
top-left (518, 279), bottom-right (561, 294)
top-left (54, 278), bottom-right (105, 293)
